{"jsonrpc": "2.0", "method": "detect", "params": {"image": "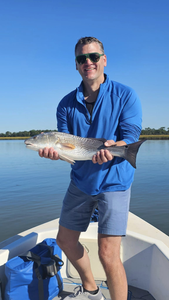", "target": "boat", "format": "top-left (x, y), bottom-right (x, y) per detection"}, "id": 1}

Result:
top-left (0, 212), bottom-right (169, 300)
